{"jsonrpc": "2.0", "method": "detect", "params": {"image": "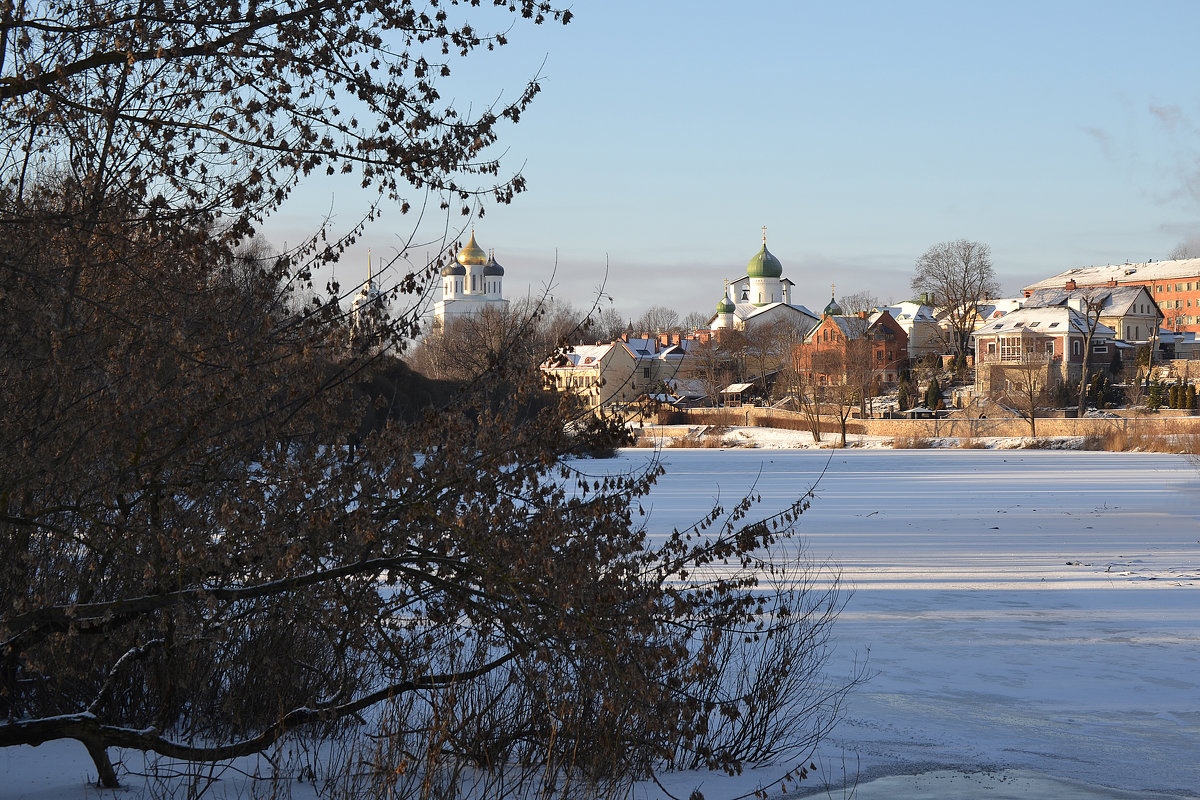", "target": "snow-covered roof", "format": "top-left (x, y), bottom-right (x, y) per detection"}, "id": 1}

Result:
top-left (623, 337), bottom-right (691, 361)
top-left (974, 298), bottom-right (1026, 321)
top-left (1022, 285), bottom-right (1159, 317)
top-left (542, 342), bottom-right (622, 368)
top-left (708, 301), bottom-right (819, 328)
top-left (1023, 257), bottom-right (1200, 292)
top-left (972, 306), bottom-right (1116, 338)
top-left (733, 301), bottom-right (817, 321)
top-left (878, 301), bottom-right (937, 324)
top-left (721, 382), bottom-right (756, 394)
